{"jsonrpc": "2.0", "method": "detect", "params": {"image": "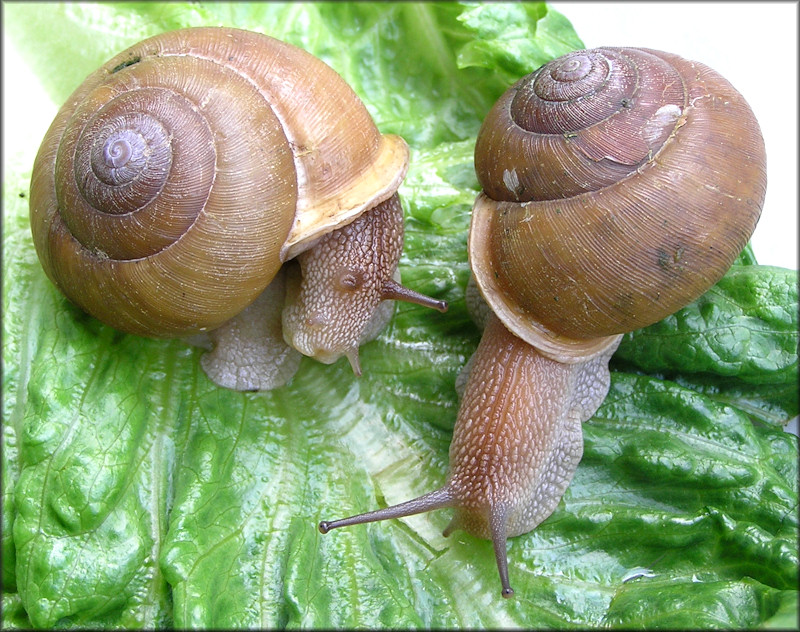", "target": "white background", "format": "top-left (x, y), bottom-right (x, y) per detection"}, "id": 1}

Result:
top-left (550, 1), bottom-right (798, 270)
